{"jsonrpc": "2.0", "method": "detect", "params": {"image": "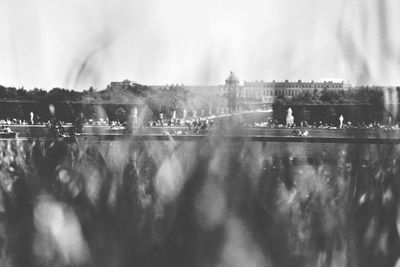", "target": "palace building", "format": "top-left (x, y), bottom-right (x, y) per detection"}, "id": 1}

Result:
top-left (109, 72), bottom-right (351, 104)
top-left (218, 72), bottom-right (351, 103)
